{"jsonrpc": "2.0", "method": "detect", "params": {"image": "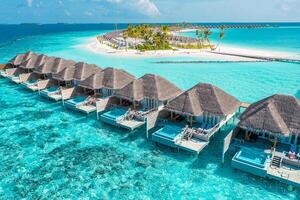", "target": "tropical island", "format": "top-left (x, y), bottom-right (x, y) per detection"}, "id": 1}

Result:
top-left (96, 24), bottom-right (223, 51)
top-left (87, 23), bottom-right (298, 63)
